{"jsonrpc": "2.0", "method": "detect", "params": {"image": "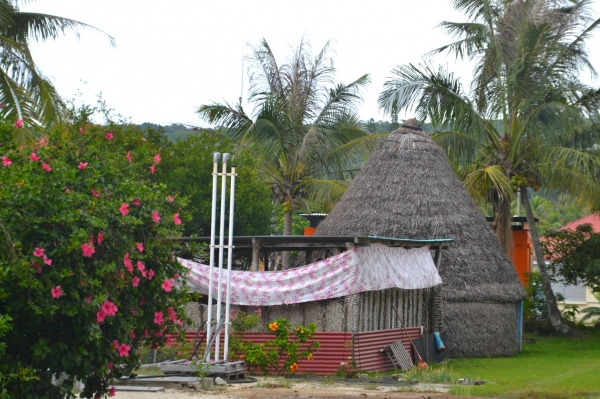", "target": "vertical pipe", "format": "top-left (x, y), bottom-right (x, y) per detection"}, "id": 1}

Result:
top-left (215, 153), bottom-right (229, 361)
top-left (517, 299), bottom-right (523, 353)
top-left (206, 152), bottom-right (220, 362)
top-left (224, 166), bottom-right (236, 361)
